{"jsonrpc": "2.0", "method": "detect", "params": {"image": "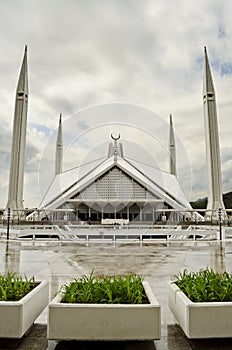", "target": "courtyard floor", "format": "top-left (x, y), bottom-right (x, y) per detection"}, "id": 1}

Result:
top-left (0, 238), bottom-right (232, 349)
